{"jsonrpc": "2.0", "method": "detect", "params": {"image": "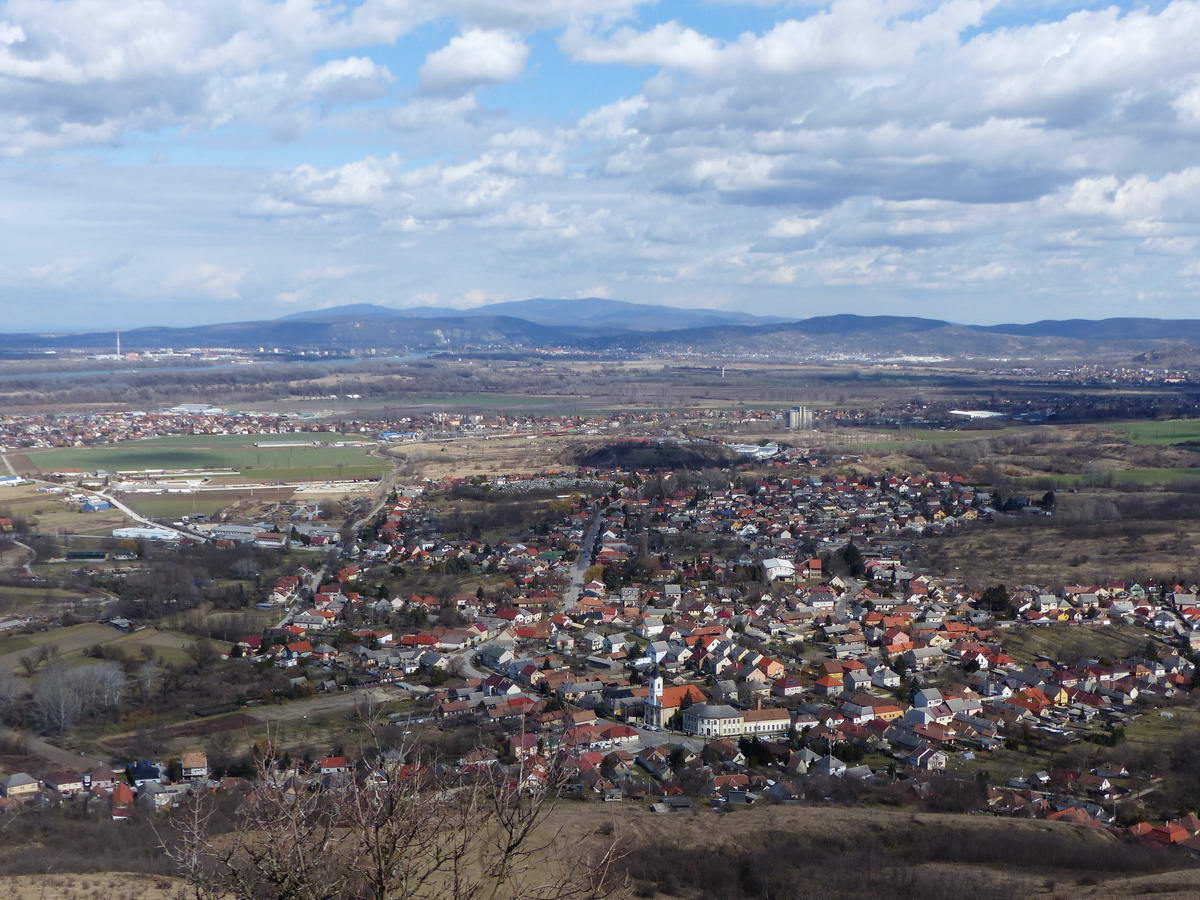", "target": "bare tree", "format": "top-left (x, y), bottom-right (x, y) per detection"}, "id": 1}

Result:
top-left (161, 724), bottom-right (624, 900)
top-left (0, 670), bottom-right (23, 723)
top-left (136, 659), bottom-right (164, 702)
top-left (30, 660), bottom-right (125, 733)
